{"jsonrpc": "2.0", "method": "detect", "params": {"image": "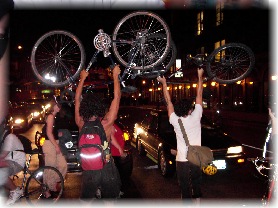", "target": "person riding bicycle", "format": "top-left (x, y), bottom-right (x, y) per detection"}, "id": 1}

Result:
top-left (0, 118), bottom-right (24, 205)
